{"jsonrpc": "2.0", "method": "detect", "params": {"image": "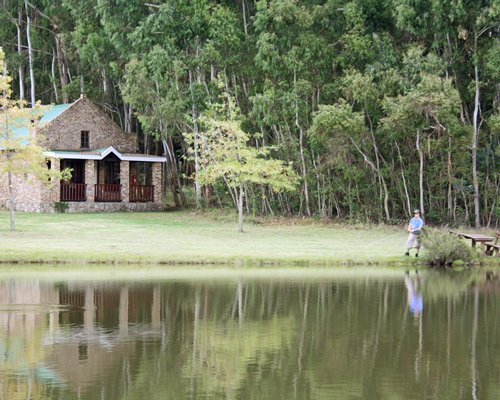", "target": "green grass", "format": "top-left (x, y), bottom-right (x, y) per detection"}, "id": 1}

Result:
top-left (0, 210), bottom-right (495, 266)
